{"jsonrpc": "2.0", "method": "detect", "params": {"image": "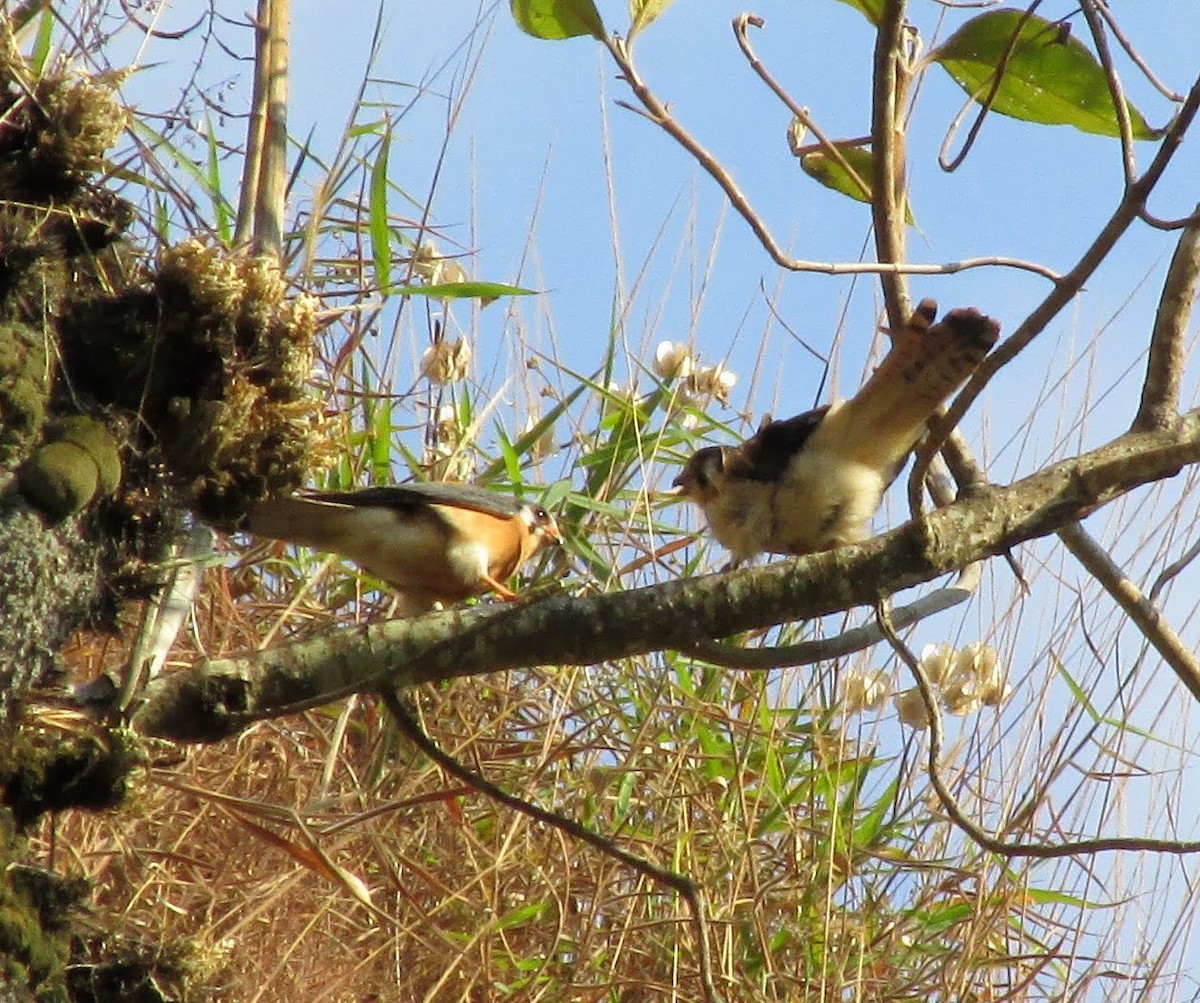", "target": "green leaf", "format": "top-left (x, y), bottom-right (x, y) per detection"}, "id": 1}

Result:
top-left (931, 10), bottom-right (1158, 139)
top-left (799, 145), bottom-right (916, 223)
top-left (385, 280), bottom-right (538, 300)
top-left (510, 0), bottom-right (605, 40)
top-left (203, 116), bottom-right (232, 244)
top-left (629, 0), bottom-right (673, 38)
top-left (30, 7), bottom-right (54, 74)
top-left (368, 126), bottom-right (392, 293)
top-left (830, 0), bottom-right (882, 26)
